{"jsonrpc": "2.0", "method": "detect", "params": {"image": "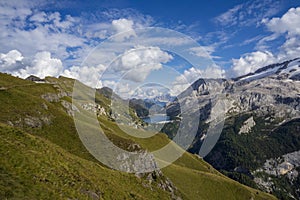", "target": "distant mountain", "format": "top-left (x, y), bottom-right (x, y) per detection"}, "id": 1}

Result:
top-left (129, 94), bottom-right (175, 119)
top-left (145, 93), bottom-right (176, 105)
top-left (165, 57), bottom-right (300, 200)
